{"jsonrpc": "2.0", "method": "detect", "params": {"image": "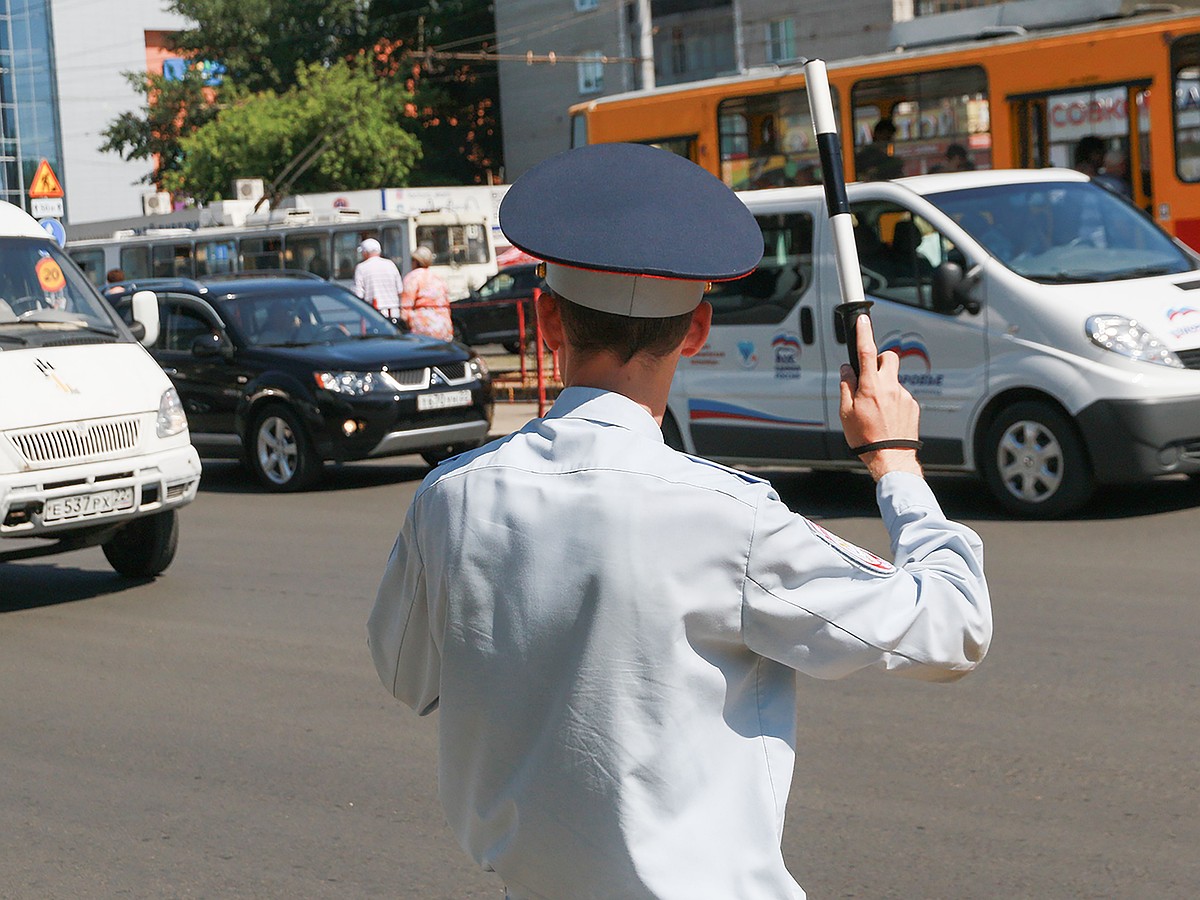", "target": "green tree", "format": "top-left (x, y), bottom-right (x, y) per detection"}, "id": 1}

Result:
top-left (167, 0), bottom-right (367, 92)
top-left (167, 59), bottom-right (421, 203)
top-left (98, 68), bottom-right (222, 189)
top-left (370, 0), bottom-right (502, 185)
